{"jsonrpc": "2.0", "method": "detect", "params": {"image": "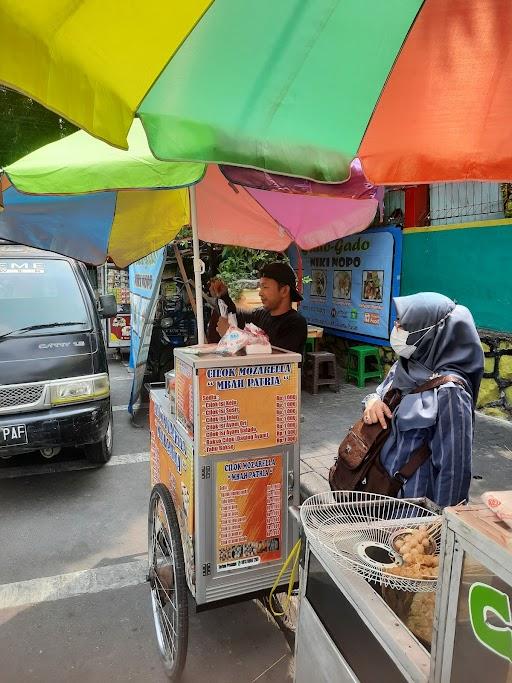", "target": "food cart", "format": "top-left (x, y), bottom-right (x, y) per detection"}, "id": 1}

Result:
top-left (147, 345), bottom-right (301, 679)
top-left (295, 493), bottom-right (512, 682)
